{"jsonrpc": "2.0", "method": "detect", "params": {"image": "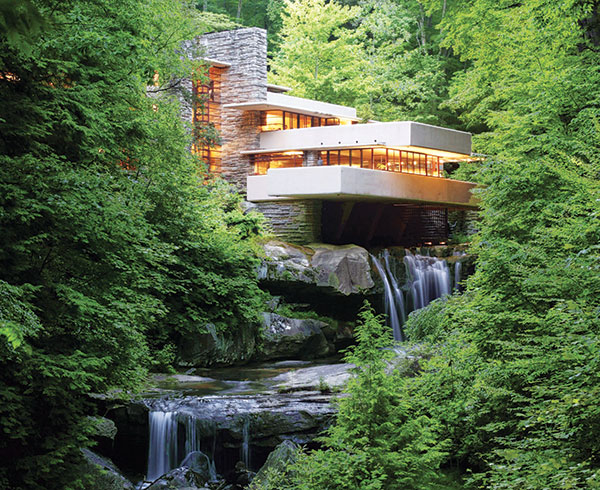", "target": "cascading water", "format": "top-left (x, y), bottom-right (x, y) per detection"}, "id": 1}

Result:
top-left (241, 417), bottom-right (251, 469)
top-left (147, 412), bottom-right (178, 481)
top-left (371, 253), bottom-right (405, 341)
top-left (146, 411), bottom-right (218, 483)
top-left (453, 251), bottom-right (466, 291)
top-left (404, 251), bottom-right (451, 310)
top-left (371, 249), bottom-right (453, 341)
